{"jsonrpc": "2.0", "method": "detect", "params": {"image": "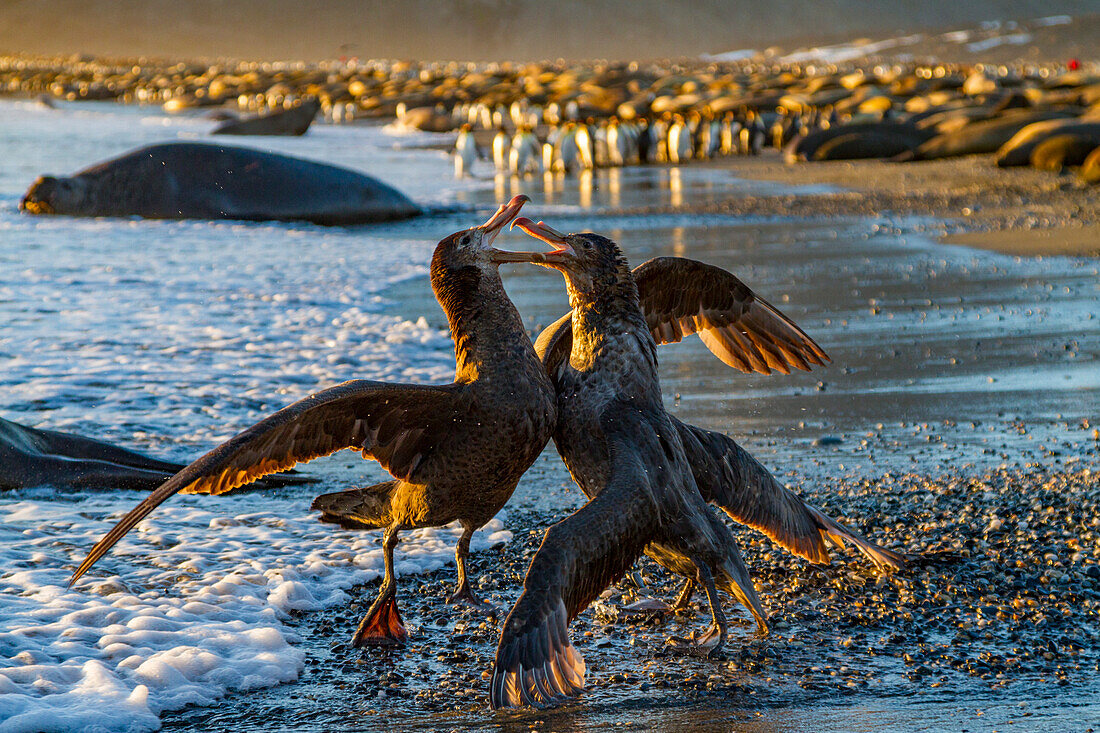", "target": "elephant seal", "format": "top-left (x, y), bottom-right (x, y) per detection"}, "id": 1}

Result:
top-left (20, 142), bottom-right (421, 225)
top-left (901, 110), bottom-right (1073, 161)
top-left (0, 416), bottom-right (314, 490)
top-left (811, 131), bottom-right (918, 161)
top-left (1079, 146), bottom-right (1100, 184)
top-left (213, 98), bottom-right (320, 136)
top-left (784, 122), bottom-right (930, 163)
top-left (996, 120), bottom-right (1100, 167)
top-left (1030, 134), bottom-right (1100, 172)
top-left (0, 416), bottom-right (185, 490)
